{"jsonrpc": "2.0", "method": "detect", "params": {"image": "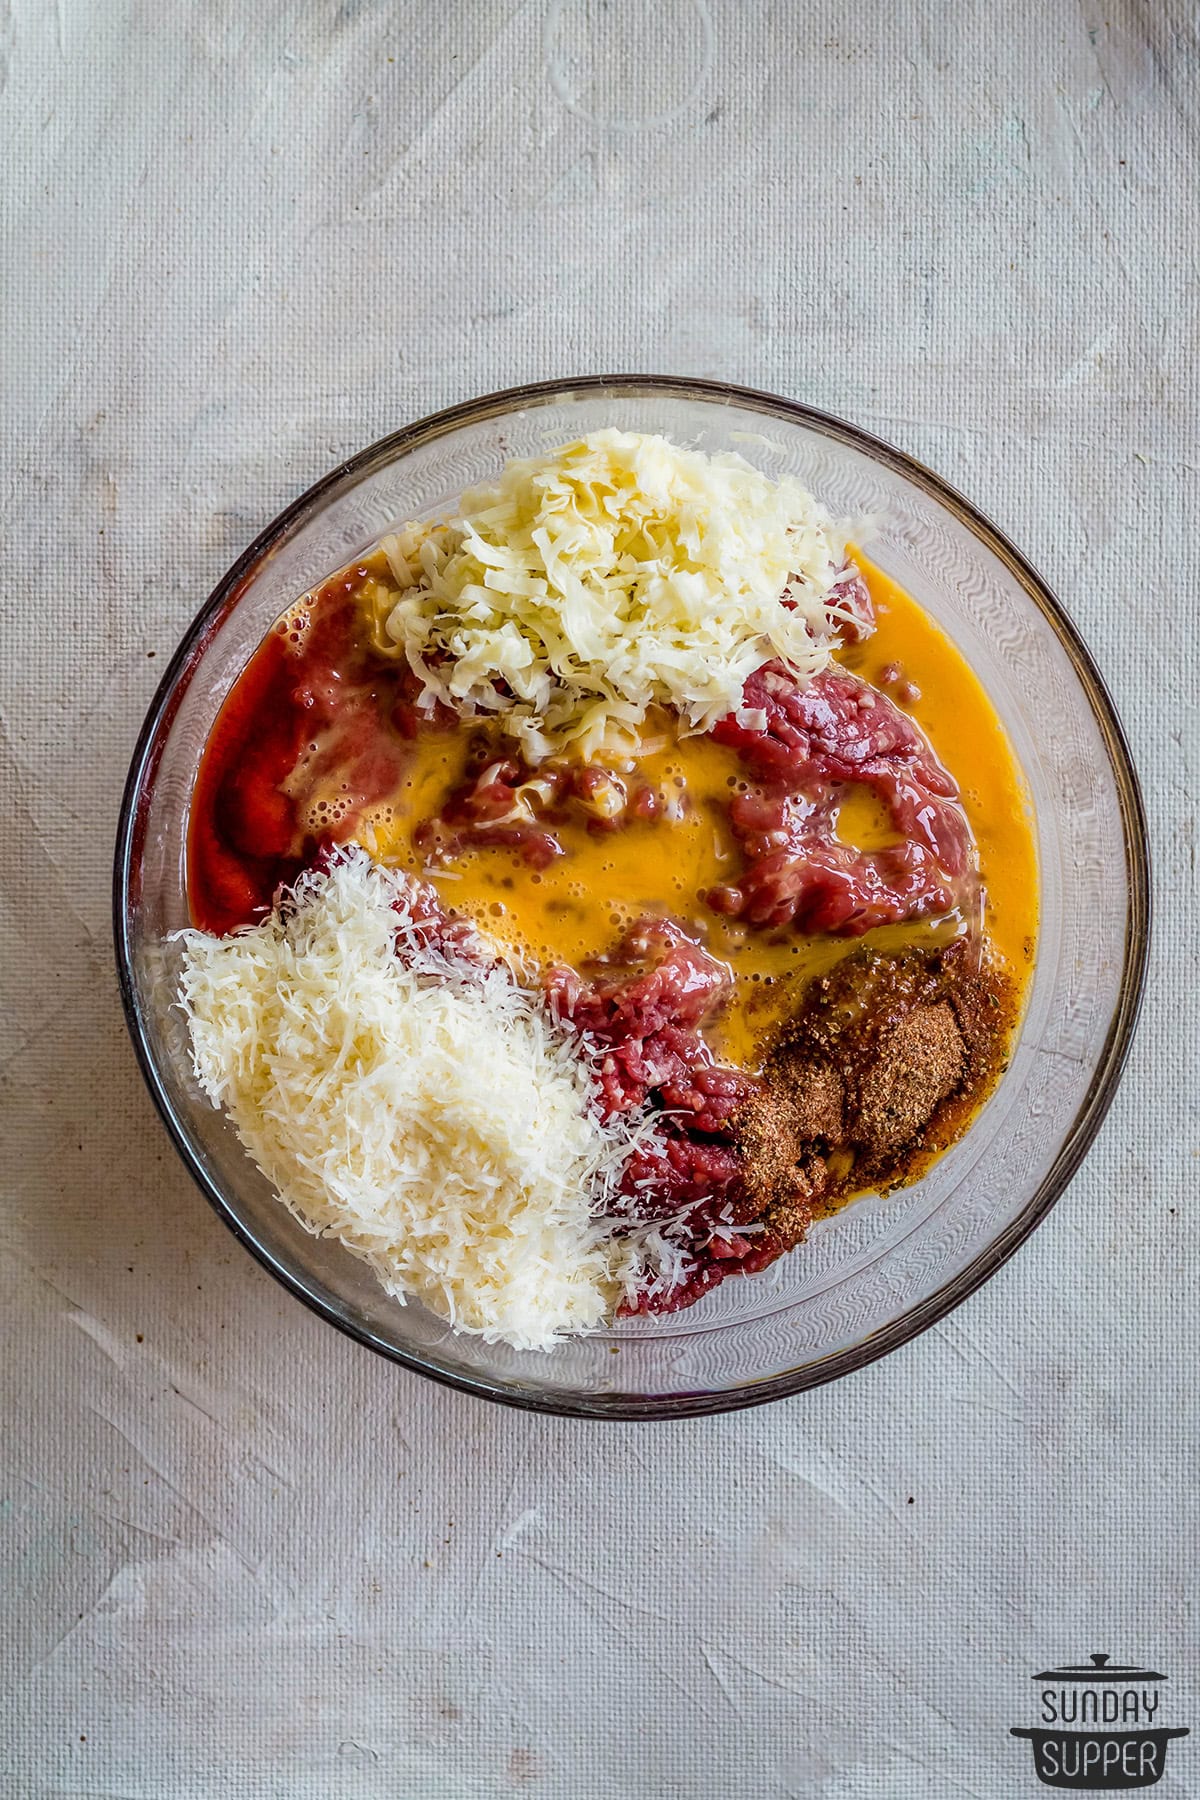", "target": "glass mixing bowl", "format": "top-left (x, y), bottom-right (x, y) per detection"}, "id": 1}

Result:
top-left (114, 377), bottom-right (1149, 1418)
